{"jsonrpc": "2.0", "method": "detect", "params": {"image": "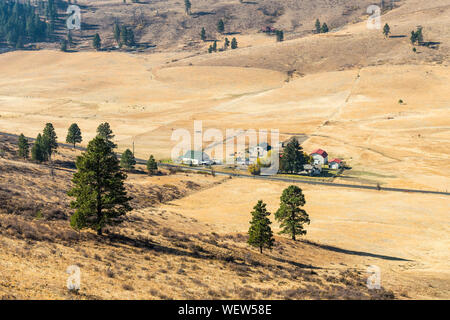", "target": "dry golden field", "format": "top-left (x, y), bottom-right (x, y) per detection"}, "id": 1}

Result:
top-left (0, 0), bottom-right (449, 299)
